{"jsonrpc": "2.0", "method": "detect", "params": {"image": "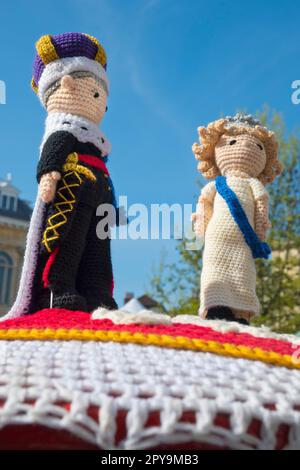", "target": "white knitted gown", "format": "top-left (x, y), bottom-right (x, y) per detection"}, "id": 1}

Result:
top-left (199, 176), bottom-right (268, 317)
